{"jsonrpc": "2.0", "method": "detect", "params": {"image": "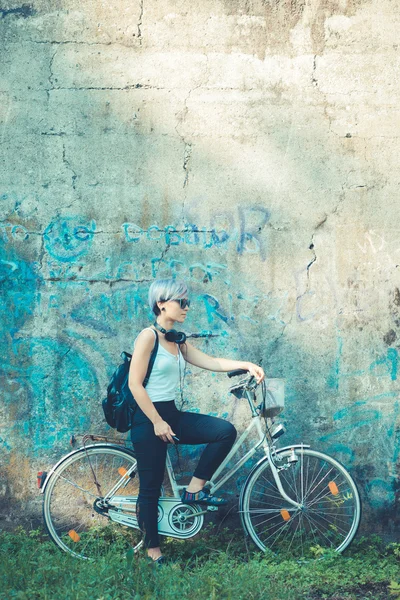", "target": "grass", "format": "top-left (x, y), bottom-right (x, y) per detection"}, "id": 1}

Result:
top-left (1, 527), bottom-right (399, 600)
